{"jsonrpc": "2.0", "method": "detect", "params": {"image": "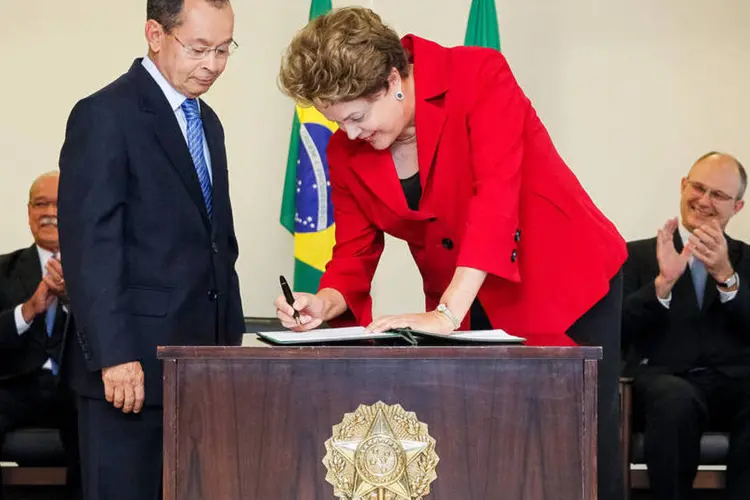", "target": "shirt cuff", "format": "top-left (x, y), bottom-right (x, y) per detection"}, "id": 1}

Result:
top-left (14, 304), bottom-right (32, 335)
top-left (657, 292), bottom-right (672, 309)
top-left (718, 275), bottom-right (740, 303)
